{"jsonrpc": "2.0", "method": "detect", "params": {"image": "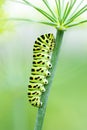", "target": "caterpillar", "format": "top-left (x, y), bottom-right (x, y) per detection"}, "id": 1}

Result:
top-left (28, 33), bottom-right (55, 107)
